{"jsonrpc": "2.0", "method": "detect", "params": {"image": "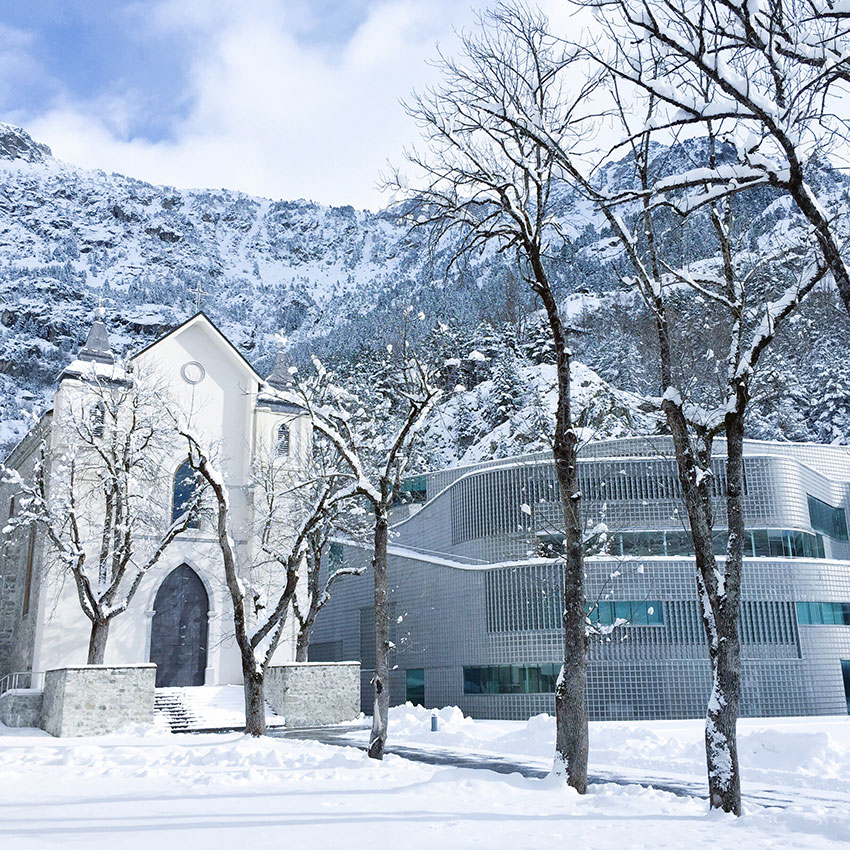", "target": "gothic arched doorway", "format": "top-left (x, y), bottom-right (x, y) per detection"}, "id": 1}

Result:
top-left (149, 564), bottom-right (209, 687)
